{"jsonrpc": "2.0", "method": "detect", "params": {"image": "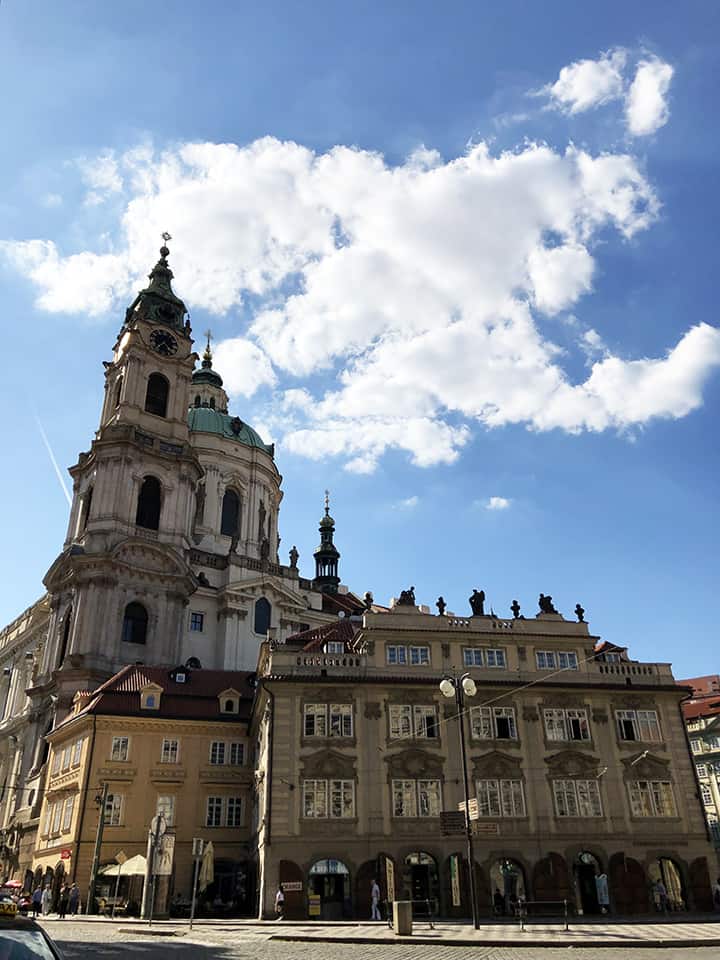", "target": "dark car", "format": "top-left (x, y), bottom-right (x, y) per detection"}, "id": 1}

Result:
top-left (0, 904), bottom-right (64, 959)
